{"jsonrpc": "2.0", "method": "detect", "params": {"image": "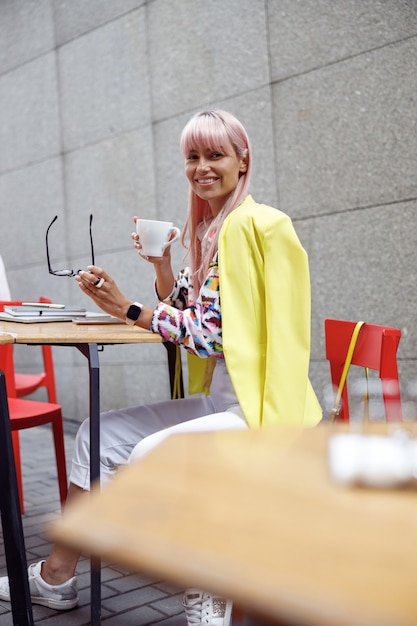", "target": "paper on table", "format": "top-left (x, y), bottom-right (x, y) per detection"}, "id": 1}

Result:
top-left (4, 305), bottom-right (87, 317)
top-left (0, 311), bottom-right (110, 324)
